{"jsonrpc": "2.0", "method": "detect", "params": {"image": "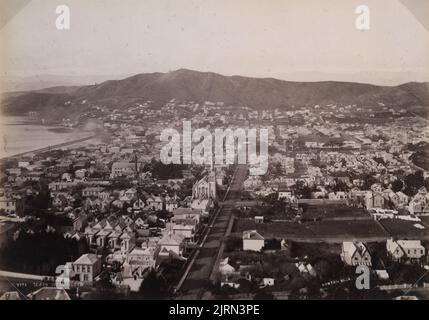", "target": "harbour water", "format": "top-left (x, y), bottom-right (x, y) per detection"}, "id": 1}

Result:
top-left (0, 116), bottom-right (94, 159)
